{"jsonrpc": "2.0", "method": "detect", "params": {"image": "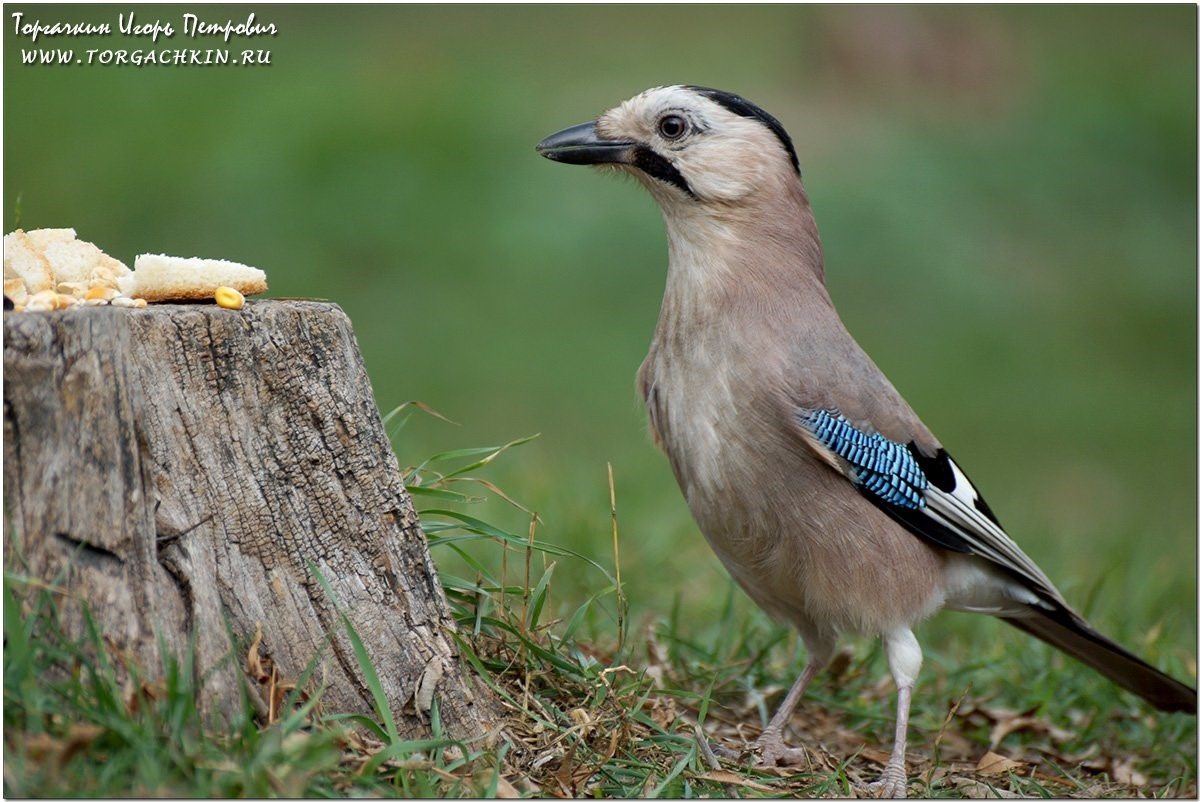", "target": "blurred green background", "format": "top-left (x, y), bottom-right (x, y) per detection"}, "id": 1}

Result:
top-left (5, 6), bottom-right (1195, 670)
